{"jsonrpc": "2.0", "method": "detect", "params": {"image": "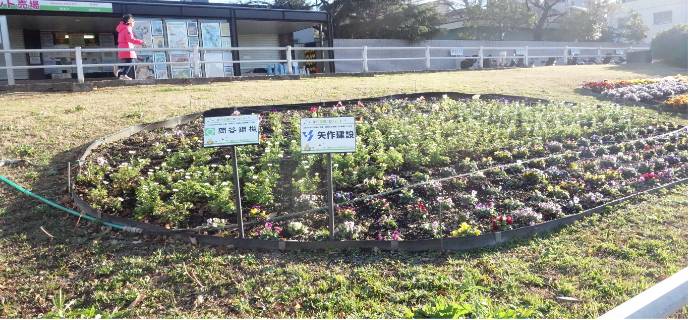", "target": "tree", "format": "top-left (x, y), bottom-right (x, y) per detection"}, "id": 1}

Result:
top-left (321, 0), bottom-right (442, 41)
top-left (619, 12), bottom-right (648, 43)
top-left (524, 0), bottom-right (566, 41)
top-left (467, 0), bottom-right (534, 40)
top-left (557, 0), bottom-right (611, 41)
